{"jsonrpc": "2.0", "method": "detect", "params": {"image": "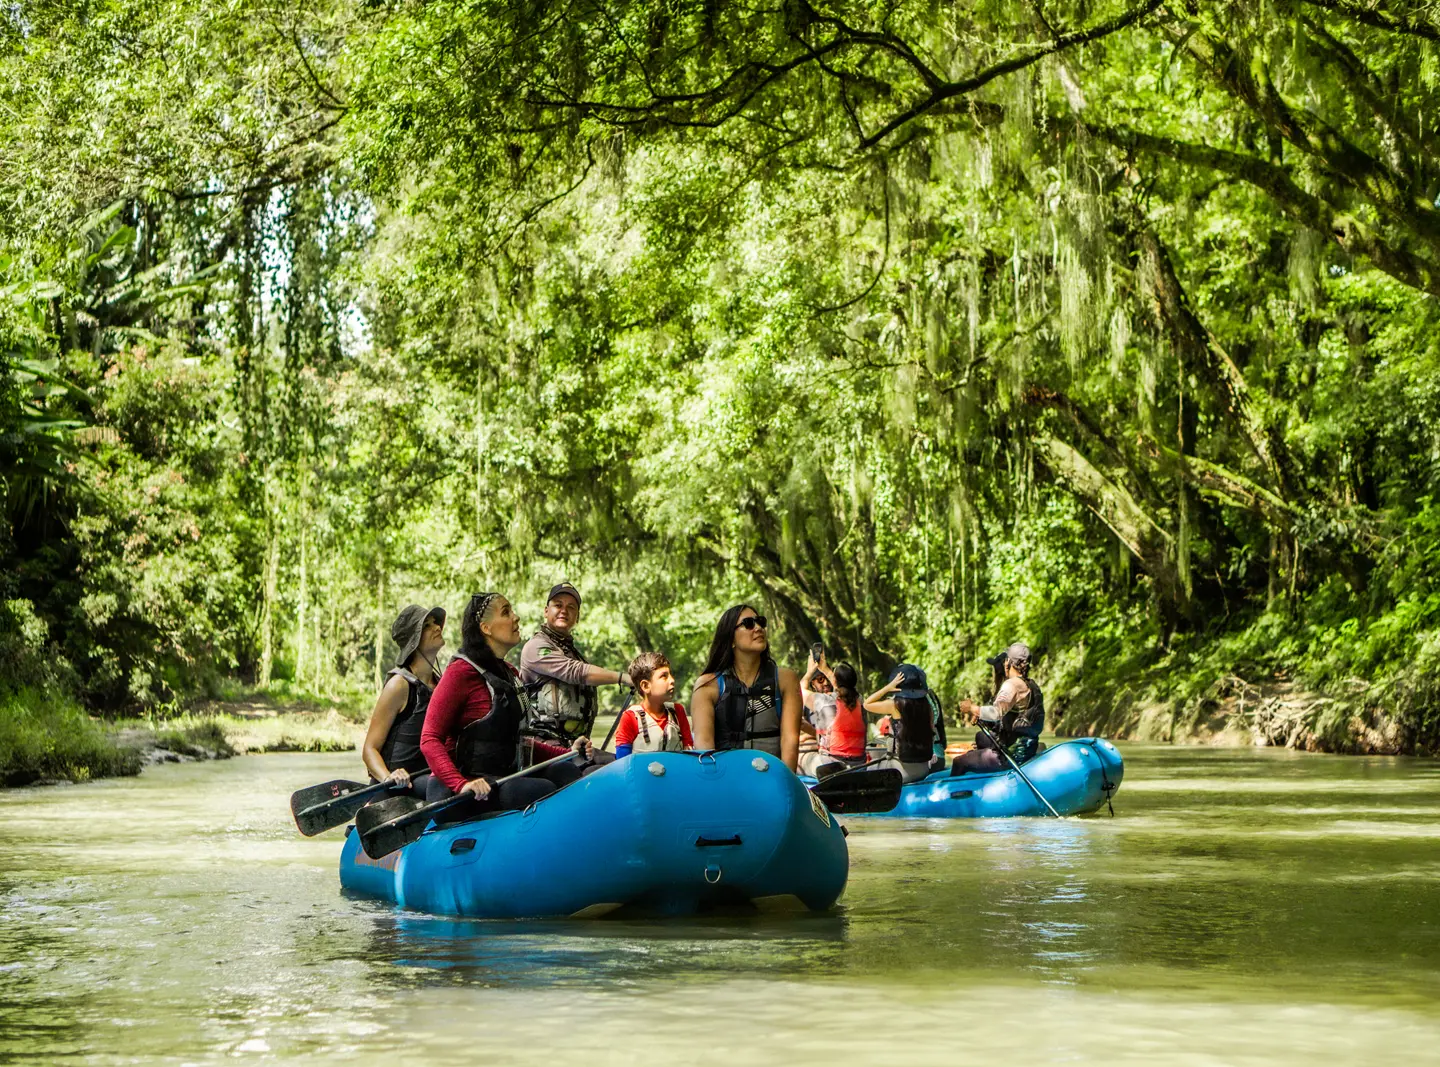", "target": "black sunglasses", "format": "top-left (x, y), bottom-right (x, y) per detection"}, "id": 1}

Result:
top-left (735, 615), bottom-right (768, 631)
